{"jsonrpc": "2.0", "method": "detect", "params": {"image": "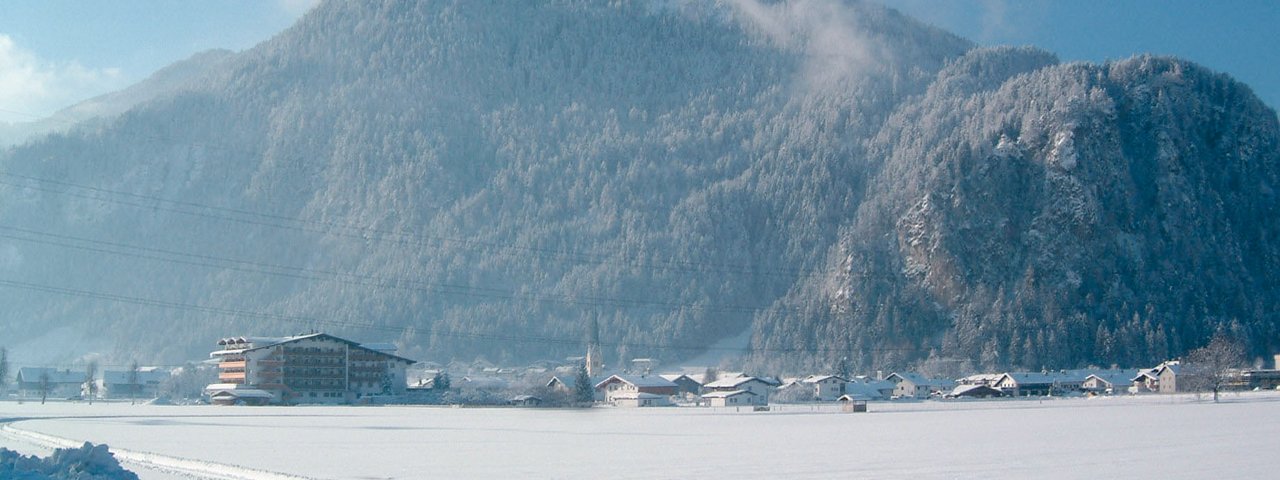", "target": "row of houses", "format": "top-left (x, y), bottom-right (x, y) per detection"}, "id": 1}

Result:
top-left (540, 356), bottom-right (1280, 408)
top-left (12, 367), bottom-right (172, 400)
